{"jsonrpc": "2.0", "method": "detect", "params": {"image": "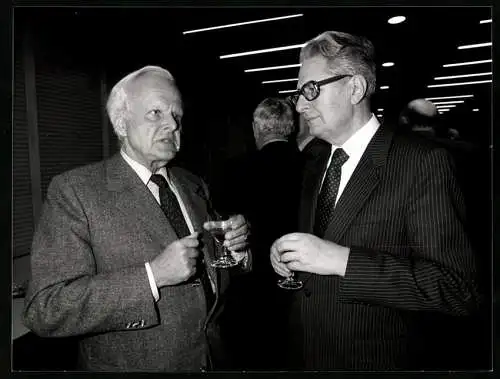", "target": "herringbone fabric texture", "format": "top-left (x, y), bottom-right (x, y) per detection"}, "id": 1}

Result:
top-left (314, 148), bottom-right (349, 236)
